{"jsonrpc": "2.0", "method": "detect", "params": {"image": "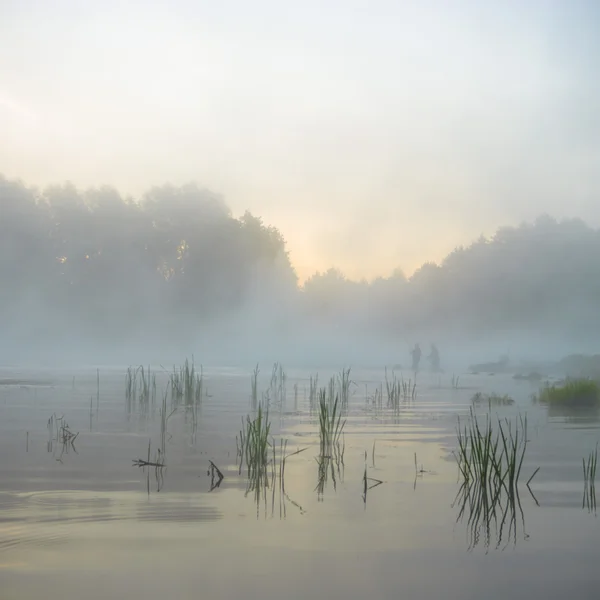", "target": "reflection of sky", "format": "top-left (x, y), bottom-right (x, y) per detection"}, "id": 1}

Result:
top-left (2, 1), bottom-right (600, 281)
top-left (1, 368), bottom-right (600, 598)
